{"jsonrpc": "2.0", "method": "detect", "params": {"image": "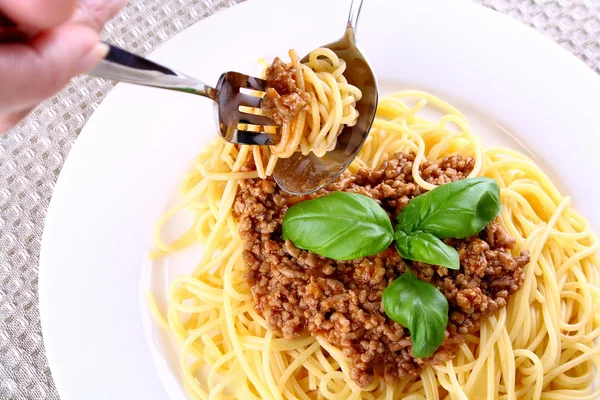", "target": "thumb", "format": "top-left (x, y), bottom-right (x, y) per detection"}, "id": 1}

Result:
top-left (0, 23), bottom-right (108, 114)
